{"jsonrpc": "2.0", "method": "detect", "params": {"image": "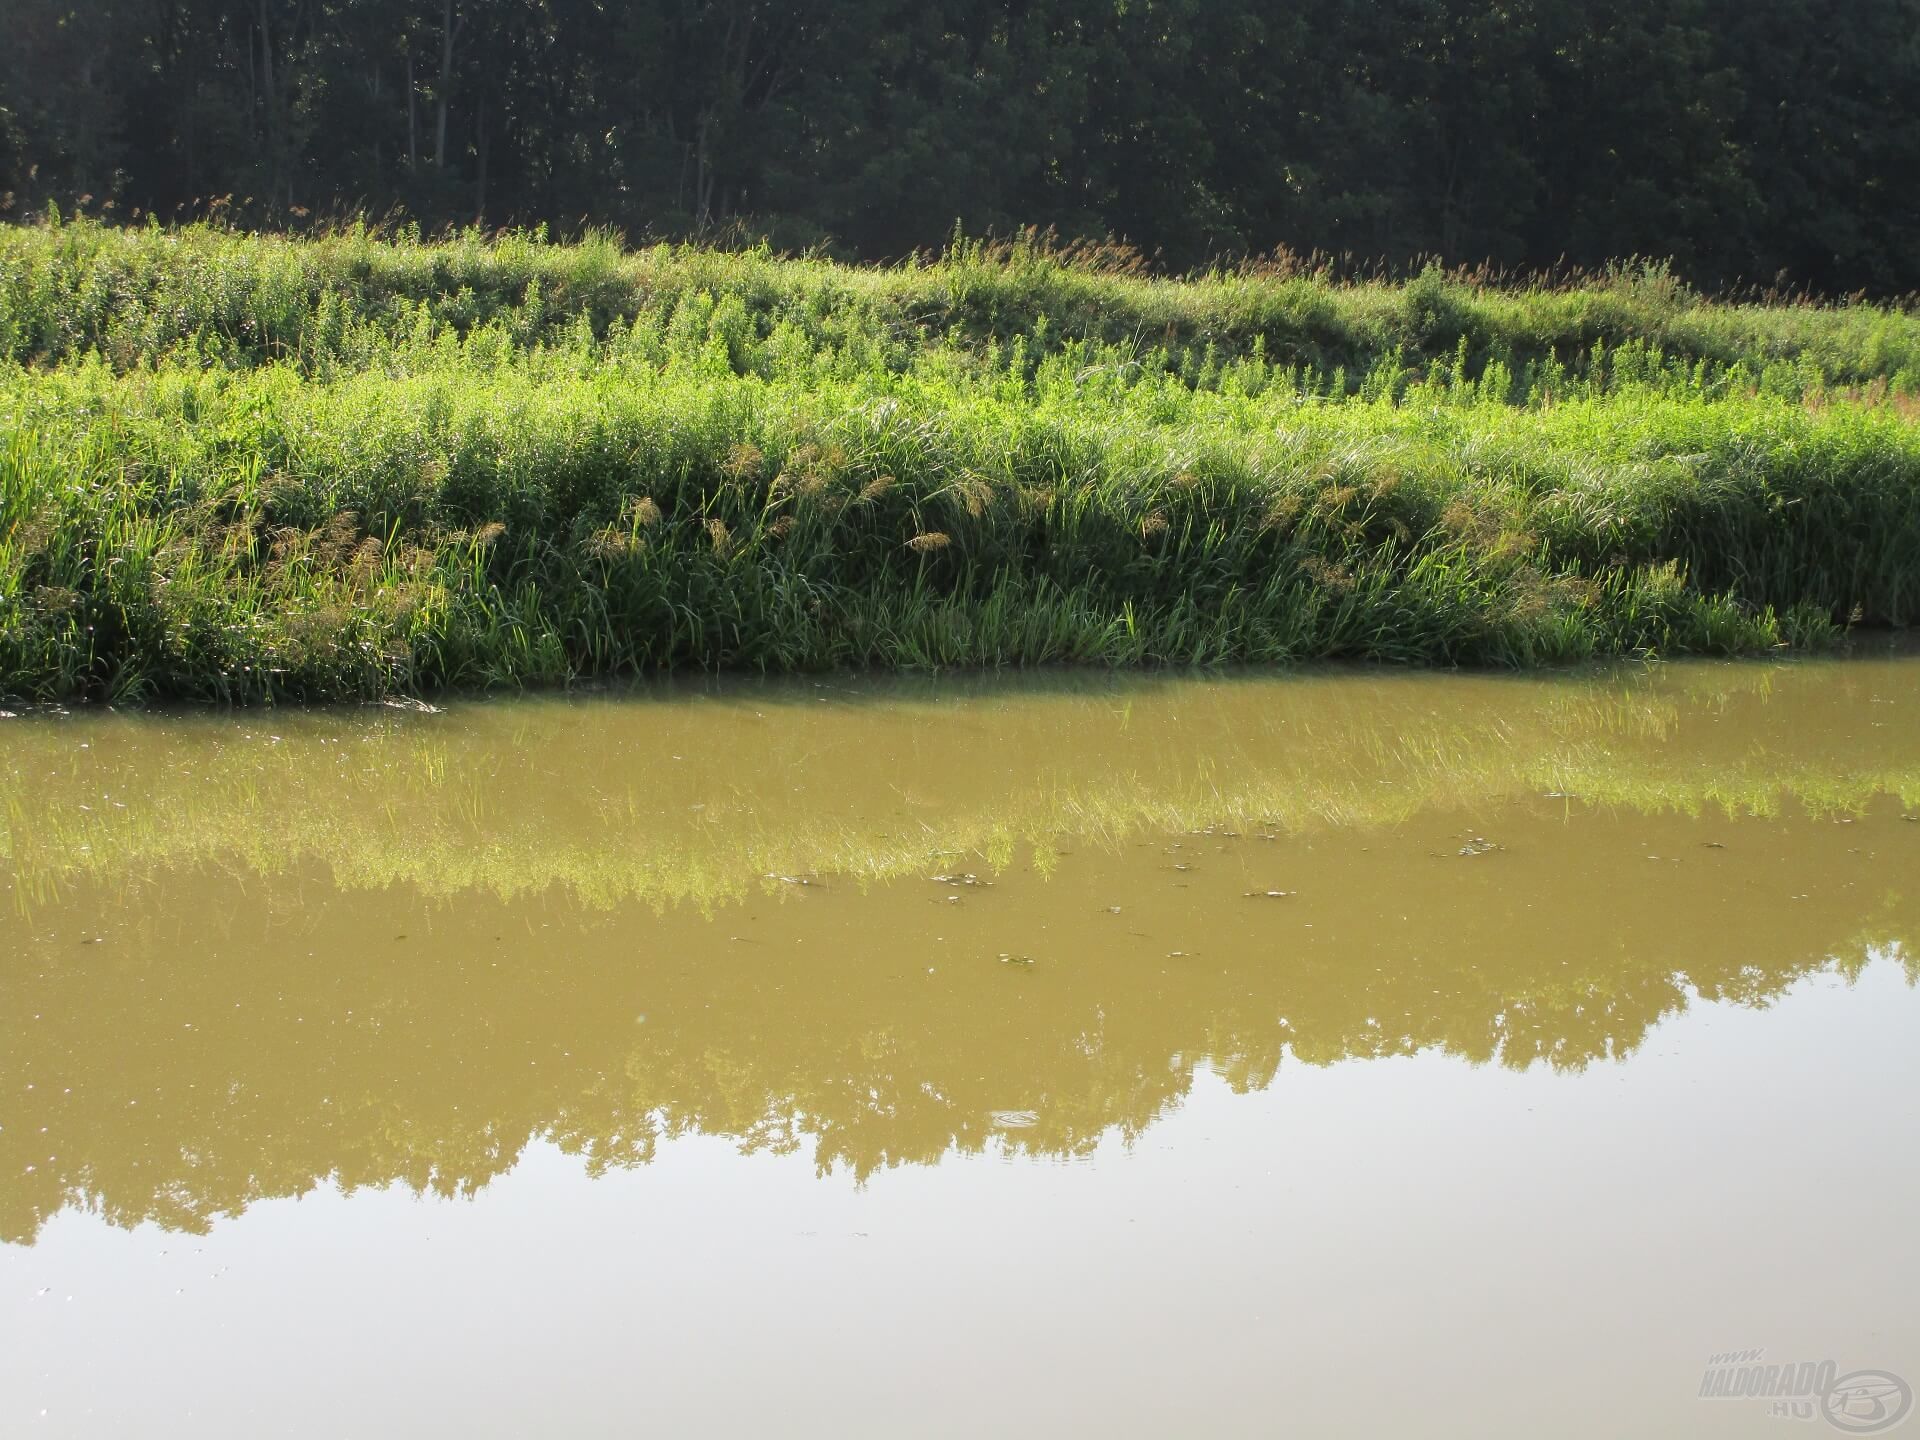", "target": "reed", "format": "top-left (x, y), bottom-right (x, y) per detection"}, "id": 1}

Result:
top-left (3, 222), bottom-right (1918, 701)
